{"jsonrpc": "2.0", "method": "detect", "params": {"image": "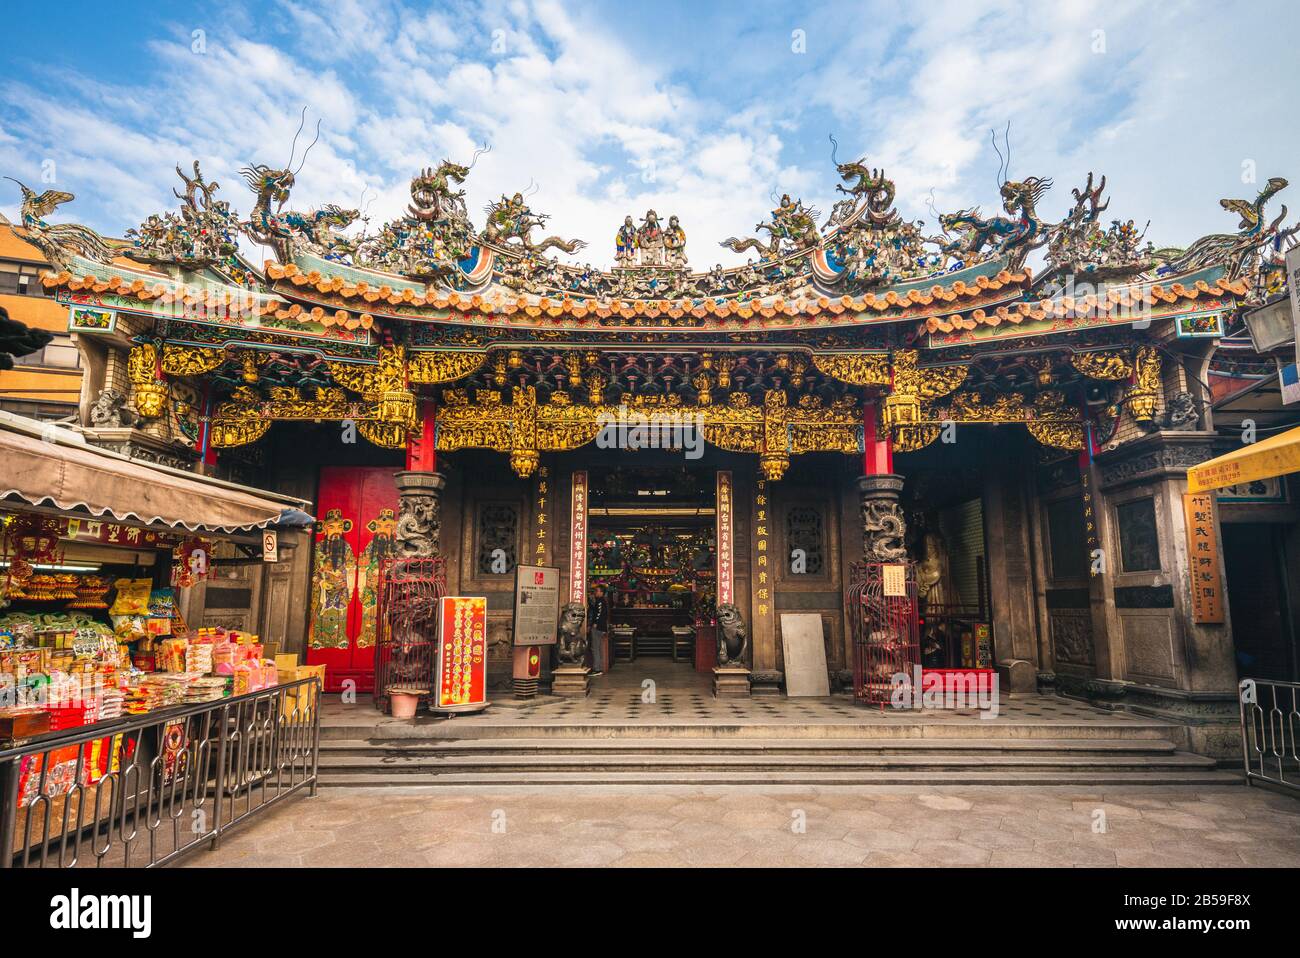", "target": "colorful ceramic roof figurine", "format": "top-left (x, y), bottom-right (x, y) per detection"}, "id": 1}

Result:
top-left (19, 137), bottom-right (1293, 331)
